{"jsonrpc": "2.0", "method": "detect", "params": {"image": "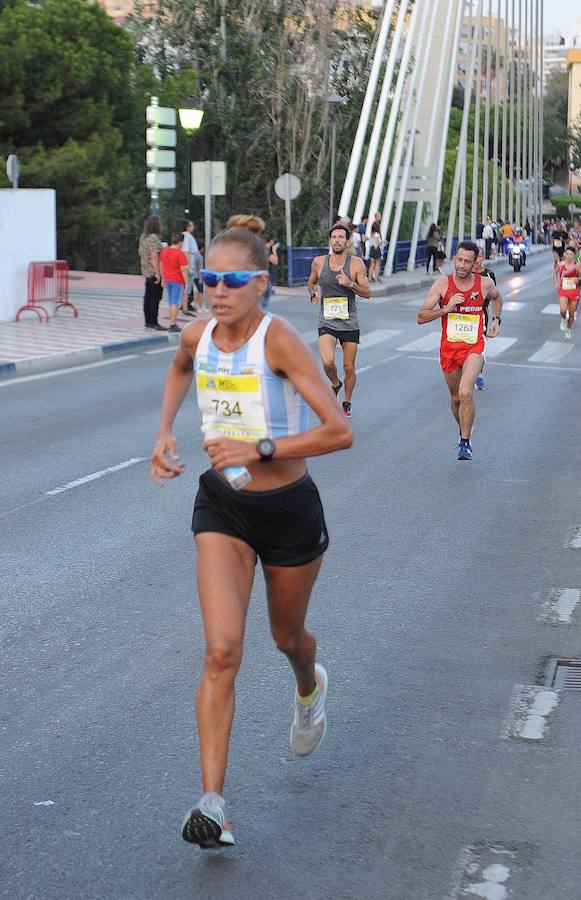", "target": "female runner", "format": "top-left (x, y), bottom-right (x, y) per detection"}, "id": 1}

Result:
top-left (555, 246), bottom-right (581, 340)
top-left (151, 215), bottom-right (352, 849)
